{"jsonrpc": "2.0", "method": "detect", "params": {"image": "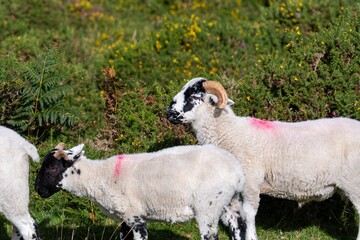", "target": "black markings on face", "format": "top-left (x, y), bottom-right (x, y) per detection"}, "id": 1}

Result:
top-left (182, 79), bottom-right (206, 113)
top-left (167, 78), bottom-right (206, 124)
top-left (35, 148), bottom-right (79, 199)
